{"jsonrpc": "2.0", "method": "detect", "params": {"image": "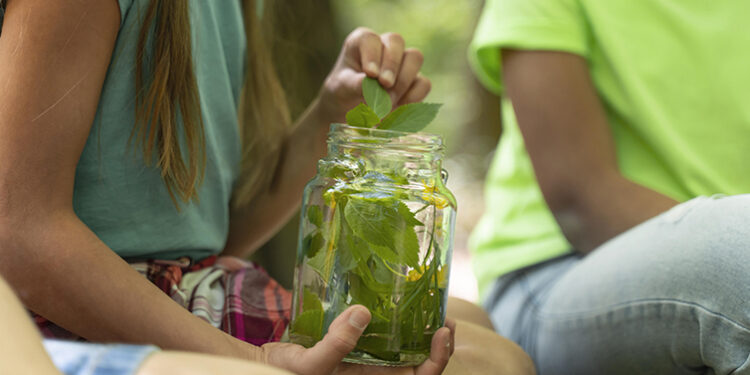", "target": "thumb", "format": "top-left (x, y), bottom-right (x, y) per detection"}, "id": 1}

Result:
top-left (302, 305), bottom-right (371, 374)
